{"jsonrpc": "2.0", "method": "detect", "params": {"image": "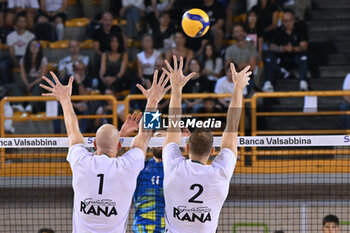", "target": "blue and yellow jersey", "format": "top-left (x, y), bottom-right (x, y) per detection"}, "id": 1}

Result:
top-left (133, 158), bottom-right (165, 233)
